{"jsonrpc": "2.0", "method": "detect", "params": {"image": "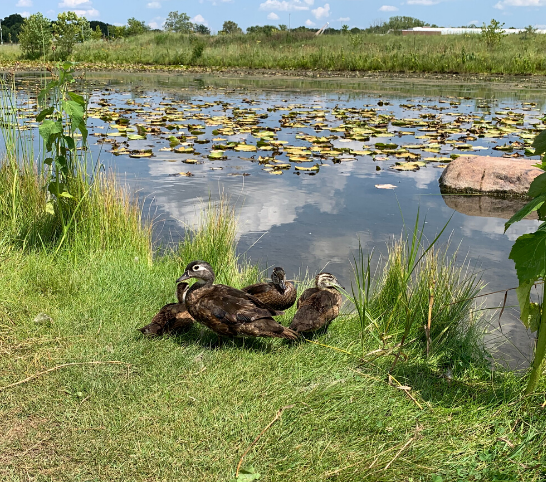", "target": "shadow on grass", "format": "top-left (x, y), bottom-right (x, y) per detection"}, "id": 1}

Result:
top-left (389, 360), bottom-right (522, 408)
top-left (134, 324), bottom-right (286, 353)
